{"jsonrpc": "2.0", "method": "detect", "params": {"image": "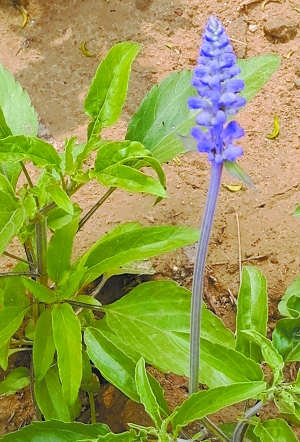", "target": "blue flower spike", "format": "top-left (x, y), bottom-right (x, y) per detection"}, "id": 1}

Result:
top-left (188, 15), bottom-right (246, 164)
top-left (189, 16), bottom-right (246, 404)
